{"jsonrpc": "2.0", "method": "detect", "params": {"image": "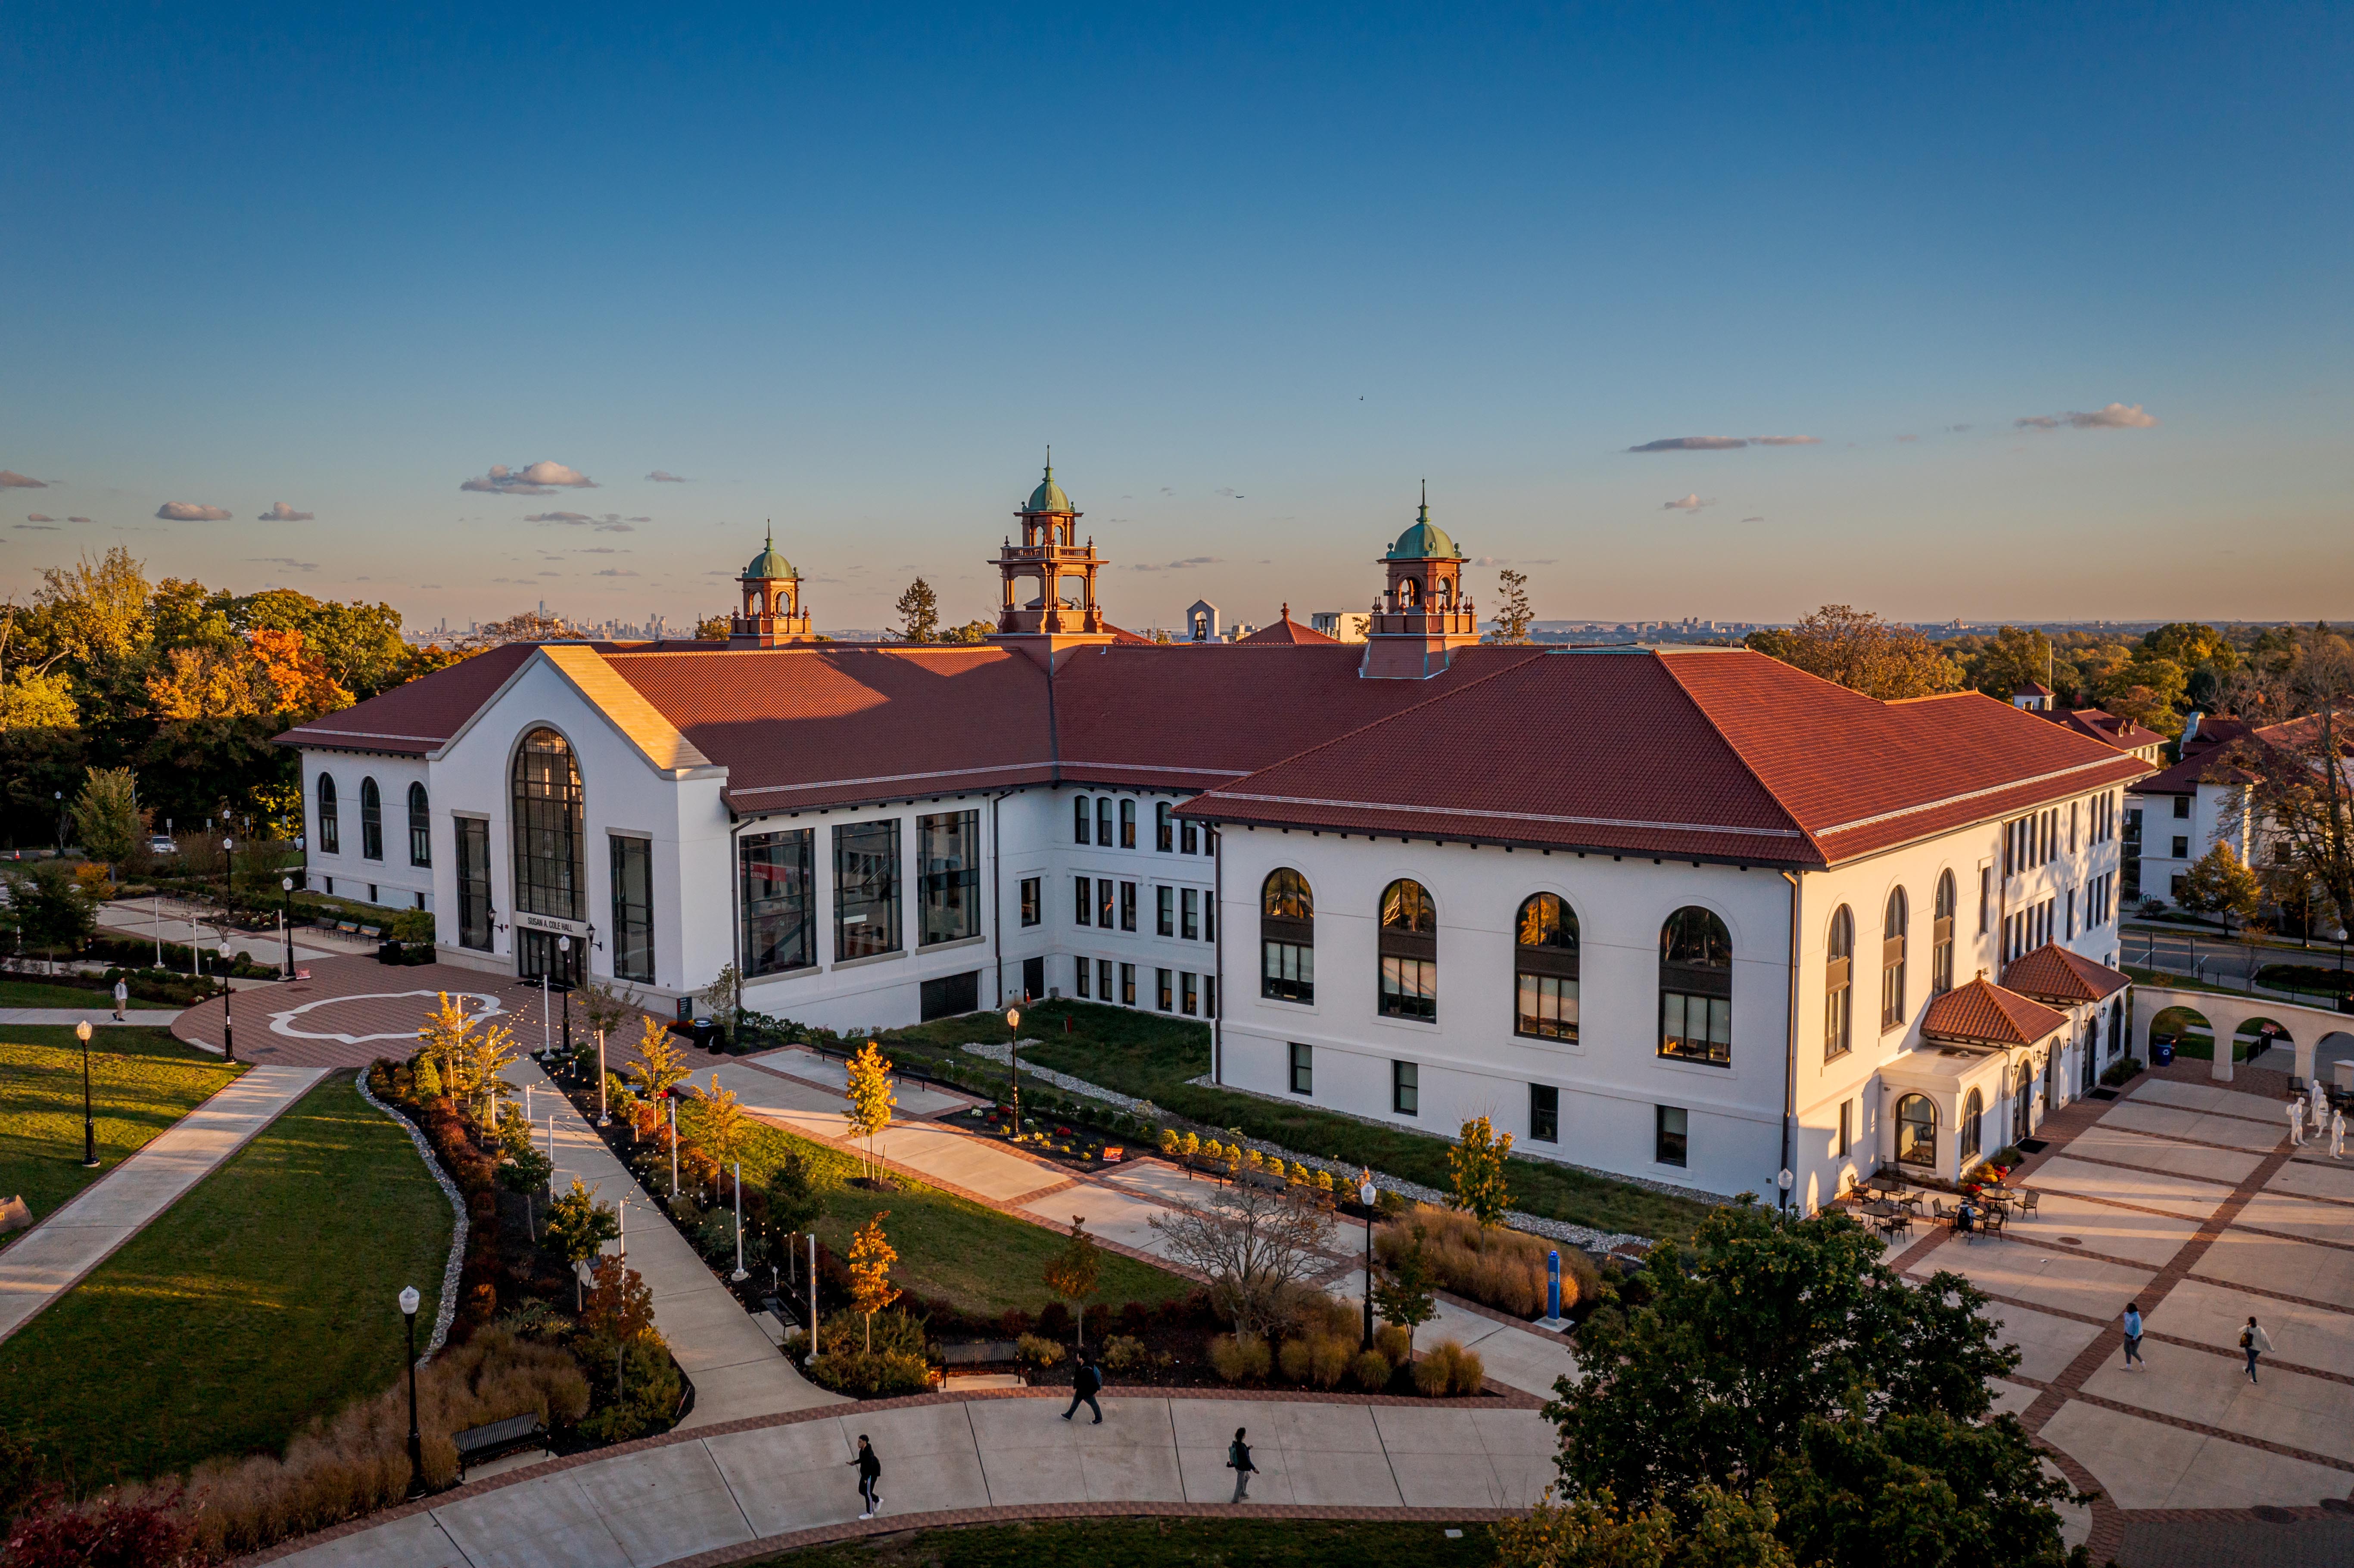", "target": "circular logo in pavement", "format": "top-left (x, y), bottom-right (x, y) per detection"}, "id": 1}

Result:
top-left (268, 989), bottom-right (507, 1045)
